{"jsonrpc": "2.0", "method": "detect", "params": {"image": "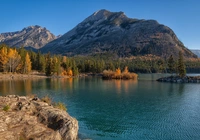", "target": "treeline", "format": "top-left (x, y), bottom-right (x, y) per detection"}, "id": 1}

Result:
top-left (0, 44), bottom-right (78, 76)
top-left (1, 44), bottom-right (200, 75)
